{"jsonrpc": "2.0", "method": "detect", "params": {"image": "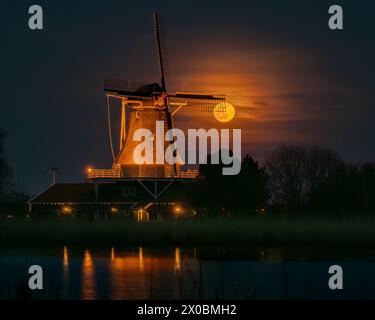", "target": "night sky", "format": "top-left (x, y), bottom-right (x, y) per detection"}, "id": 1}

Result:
top-left (1, 0), bottom-right (374, 194)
